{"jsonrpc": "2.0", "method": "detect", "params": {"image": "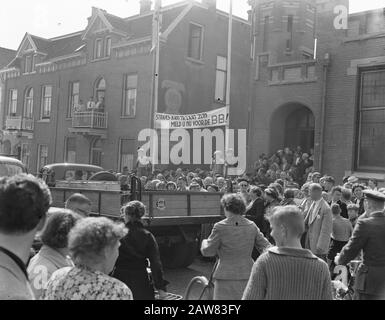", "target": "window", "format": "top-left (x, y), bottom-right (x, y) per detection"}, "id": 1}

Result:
top-left (37, 145), bottom-right (49, 171)
top-left (8, 89), bottom-right (17, 116)
top-left (68, 82), bottom-right (80, 118)
top-left (188, 23), bottom-right (203, 60)
top-left (263, 16), bottom-right (269, 52)
top-left (95, 78), bottom-right (106, 103)
top-left (64, 137), bottom-right (77, 163)
top-left (25, 56), bottom-right (32, 73)
top-left (105, 37), bottom-right (112, 57)
top-left (95, 39), bottom-right (103, 59)
top-left (357, 69), bottom-right (385, 170)
top-left (286, 15), bottom-right (293, 51)
top-left (21, 143), bottom-right (31, 169)
top-left (119, 139), bottom-right (135, 172)
top-left (24, 88), bottom-right (34, 119)
top-left (215, 56), bottom-right (227, 103)
top-left (287, 15), bottom-right (293, 32)
top-left (41, 85), bottom-right (52, 119)
top-left (91, 138), bottom-right (102, 166)
top-left (122, 74), bottom-right (138, 117)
